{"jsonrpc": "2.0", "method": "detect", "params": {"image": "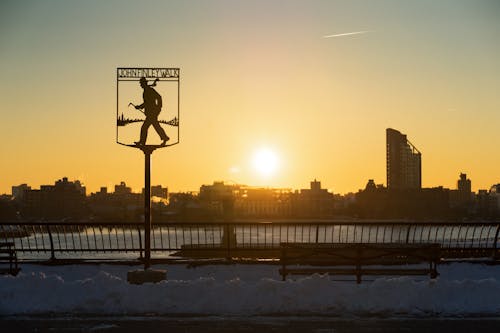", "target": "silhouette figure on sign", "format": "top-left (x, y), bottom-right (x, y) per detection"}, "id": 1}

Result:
top-left (132, 77), bottom-right (169, 146)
